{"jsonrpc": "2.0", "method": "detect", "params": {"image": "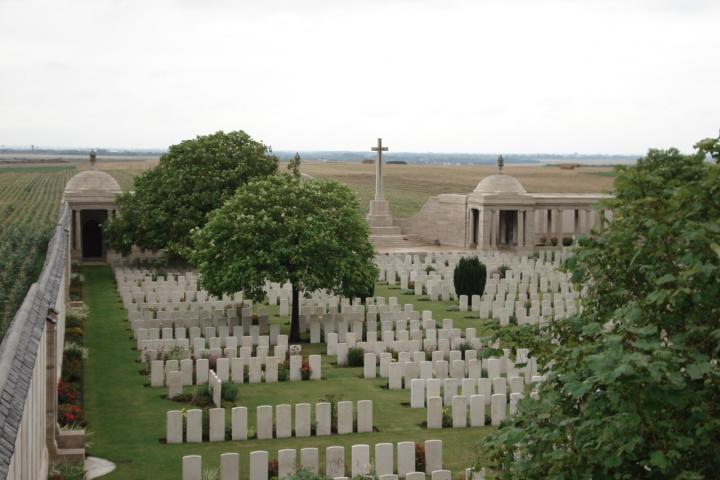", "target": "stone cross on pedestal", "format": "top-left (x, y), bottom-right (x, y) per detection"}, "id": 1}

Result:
top-left (366, 137), bottom-right (401, 241)
top-left (372, 138), bottom-right (388, 200)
